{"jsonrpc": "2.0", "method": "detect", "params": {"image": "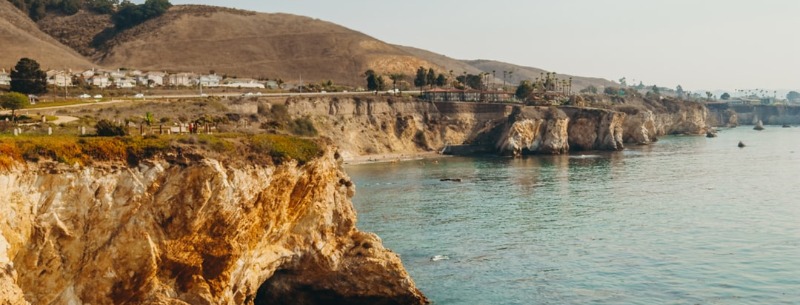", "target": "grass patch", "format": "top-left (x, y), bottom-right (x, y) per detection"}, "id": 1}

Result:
top-left (250, 134), bottom-right (322, 165)
top-left (0, 133), bottom-right (323, 168)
